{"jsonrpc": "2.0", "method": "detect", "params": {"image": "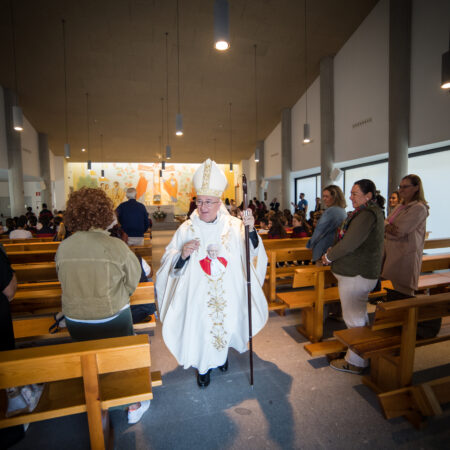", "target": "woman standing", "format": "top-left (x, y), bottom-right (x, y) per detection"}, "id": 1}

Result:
top-left (322, 180), bottom-right (384, 374)
top-left (387, 191), bottom-right (400, 215)
top-left (56, 188), bottom-right (150, 424)
top-left (382, 175), bottom-right (429, 296)
top-left (306, 185), bottom-right (347, 264)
